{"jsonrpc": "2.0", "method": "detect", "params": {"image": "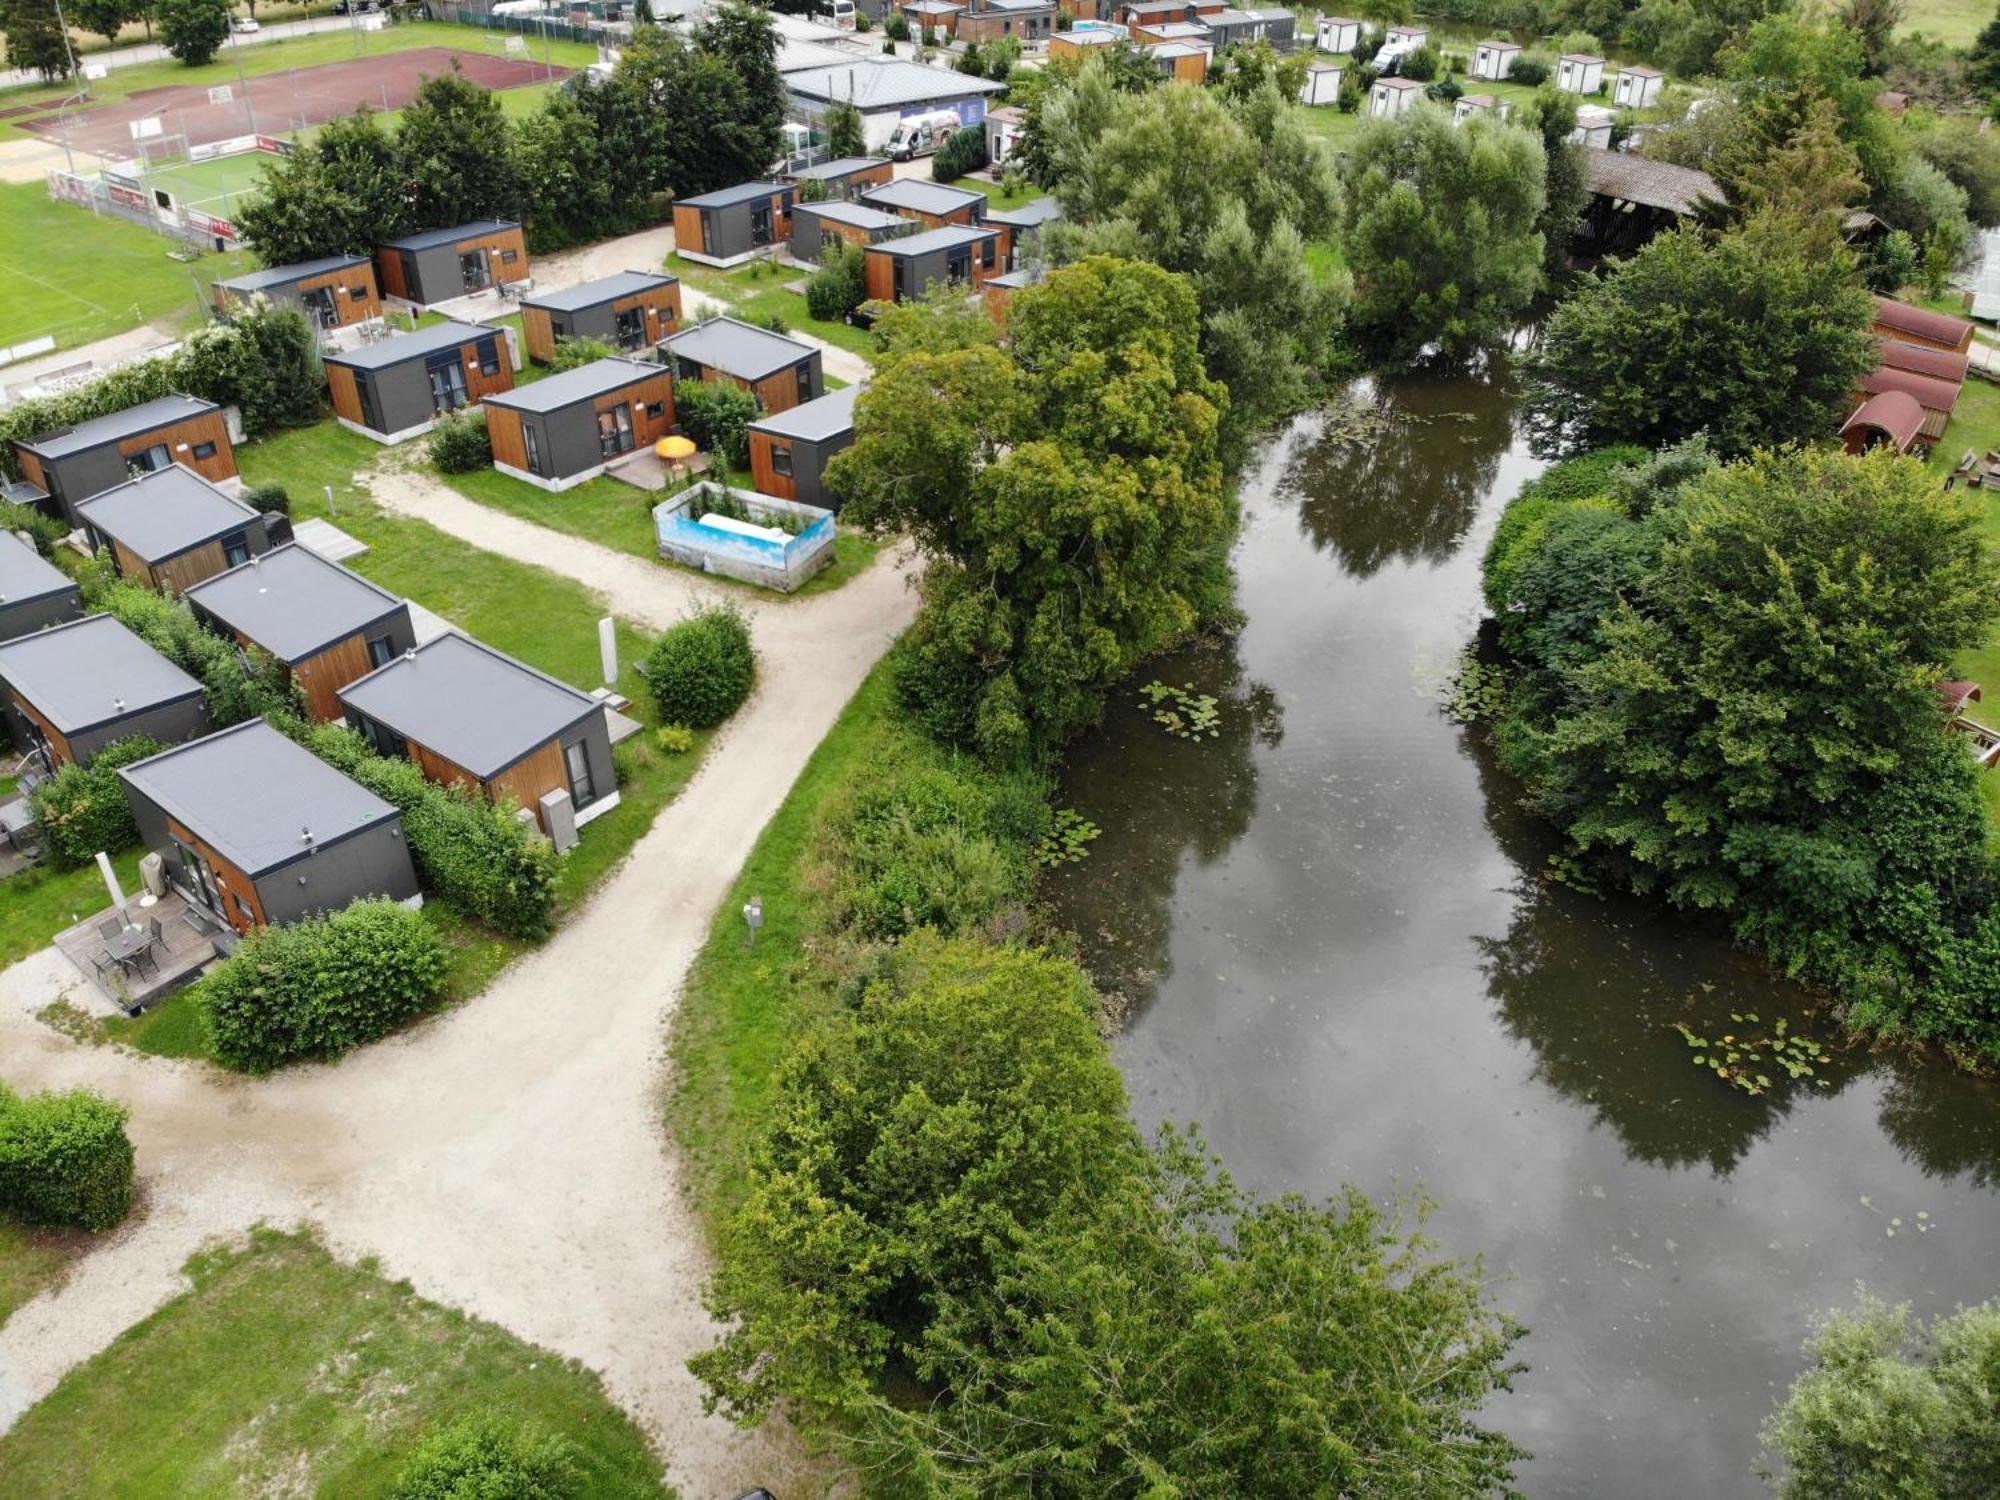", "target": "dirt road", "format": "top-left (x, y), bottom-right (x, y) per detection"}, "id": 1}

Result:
top-left (0, 530), bottom-right (917, 1495)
